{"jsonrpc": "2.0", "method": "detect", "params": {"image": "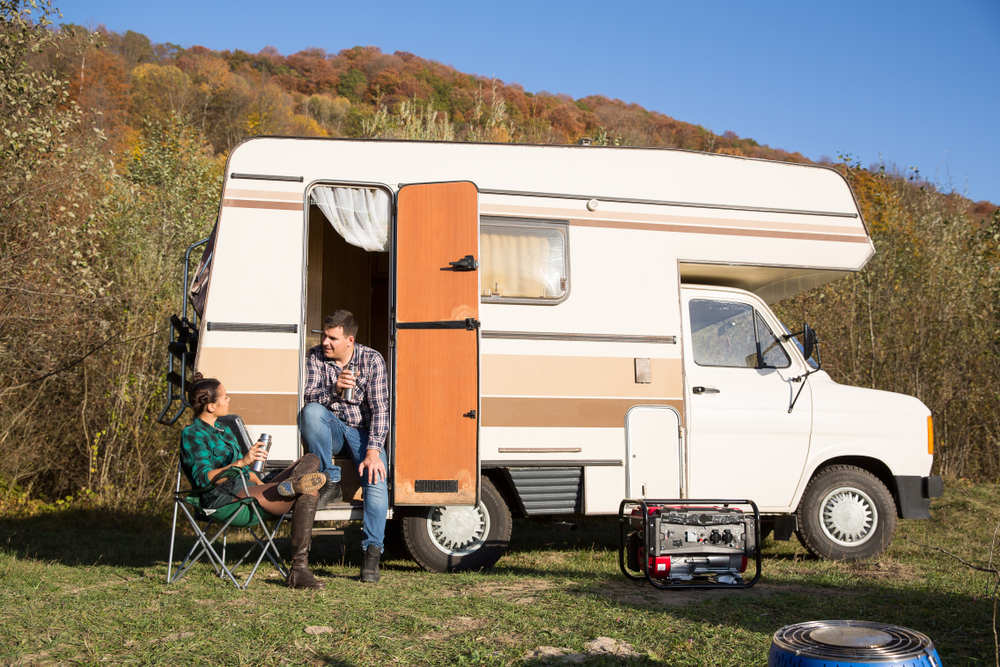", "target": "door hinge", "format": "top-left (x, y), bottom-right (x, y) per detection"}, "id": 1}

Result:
top-left (463, 410), bottom-right (477, 419)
